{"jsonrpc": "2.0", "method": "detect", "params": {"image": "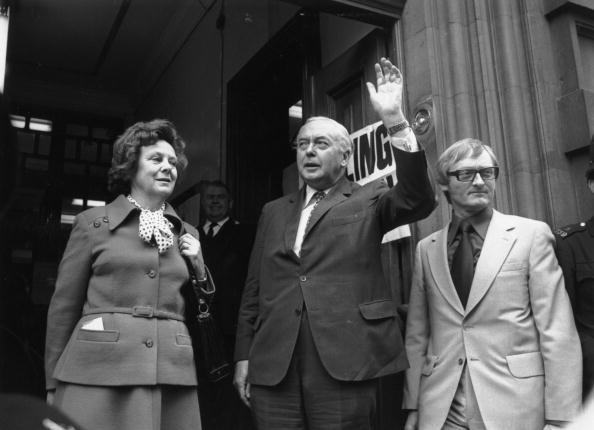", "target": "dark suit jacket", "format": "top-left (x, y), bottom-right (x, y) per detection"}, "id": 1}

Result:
top-left (235, 148), bottom-right (436, 386)
top-left (199, 220), bottom-right (254, 339)
top-left (556, 216), bottom-right (594, 398)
